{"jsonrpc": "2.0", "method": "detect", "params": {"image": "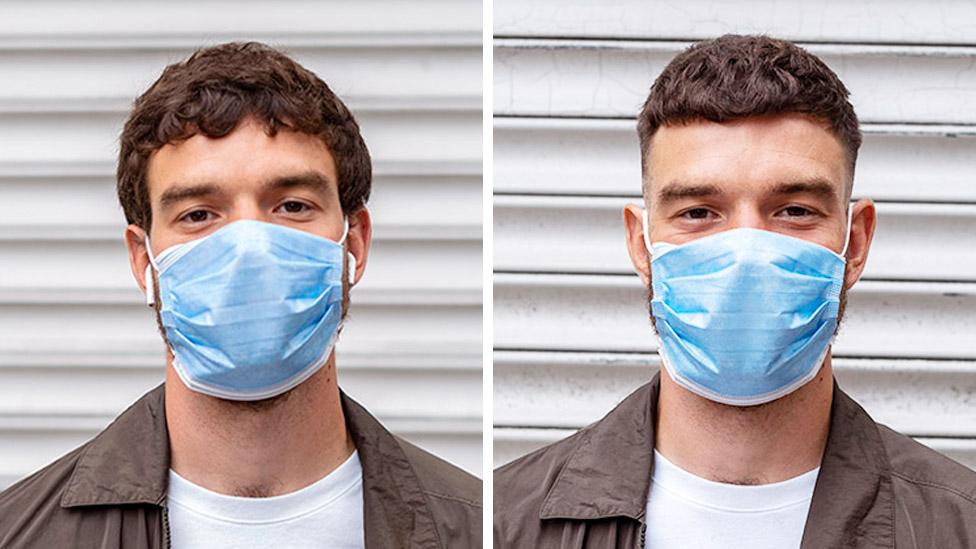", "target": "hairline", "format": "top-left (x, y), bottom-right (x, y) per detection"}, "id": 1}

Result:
top-left (639, 114), bottom-right (857, 205)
